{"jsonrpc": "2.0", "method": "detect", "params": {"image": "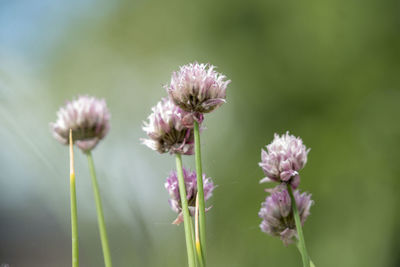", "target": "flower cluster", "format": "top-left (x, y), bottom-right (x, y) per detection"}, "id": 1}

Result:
top-left (51, 95), bottom-right (110, 152)
top-left (141, 62), bottom-right (228, 227)
top-left (258, 132), bottom-right (313, 245)
top-left (165, 167), bottom-right (215, 225)
top-left (142, 62), bottom-right (230, 155)
top-left (166, 62), bottom-right (230, 114)
top-left (142, 98), bottom-right (196, 155)
top-left (259, 189), bottom-right (313, 246)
